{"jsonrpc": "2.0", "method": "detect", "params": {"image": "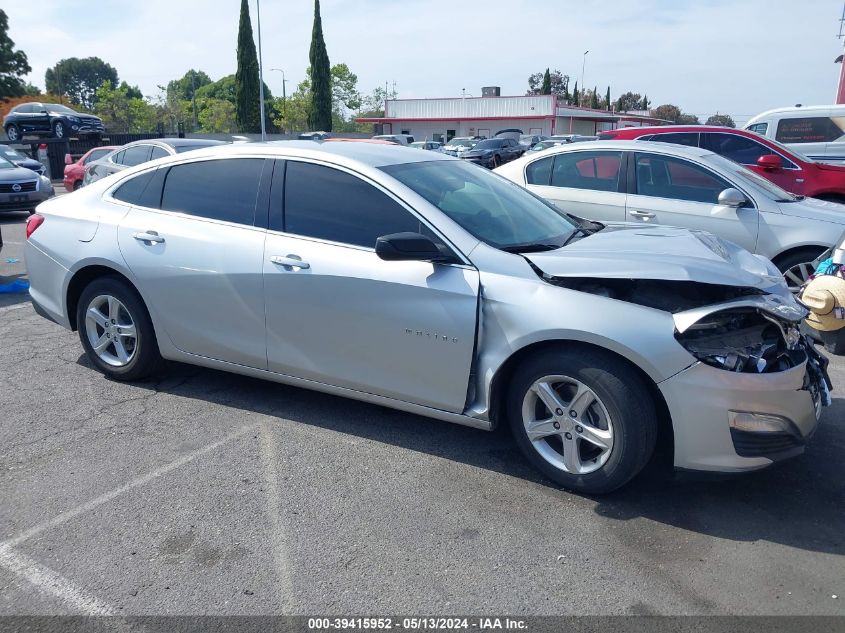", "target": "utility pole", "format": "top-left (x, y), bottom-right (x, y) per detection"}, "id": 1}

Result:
top-left (256, 0), bottom-right (267, 140)
top-left (581, 50), bottom-right (589, 105)
top-left (270, 69), bottom-right (288, 130)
